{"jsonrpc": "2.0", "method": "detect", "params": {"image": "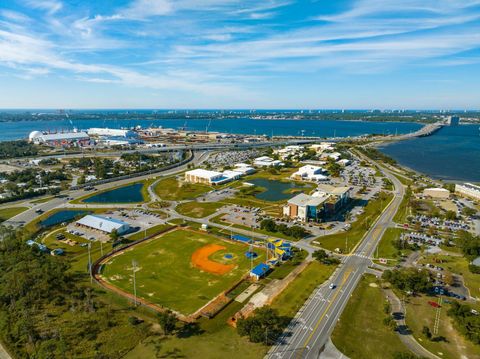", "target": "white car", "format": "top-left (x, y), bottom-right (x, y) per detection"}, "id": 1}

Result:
top-left (329, 283), bottom-right (336, 289)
